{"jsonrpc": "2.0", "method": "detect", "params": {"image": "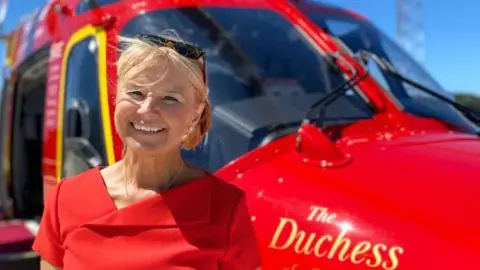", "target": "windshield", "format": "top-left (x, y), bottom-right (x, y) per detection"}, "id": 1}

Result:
top-left (121, 7), bottom-right (375, 126)
top-left (120, 7), bottom-right (380, 169)
top-left (305, 9), bottom-right (478, 133)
